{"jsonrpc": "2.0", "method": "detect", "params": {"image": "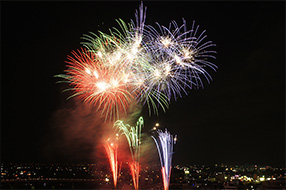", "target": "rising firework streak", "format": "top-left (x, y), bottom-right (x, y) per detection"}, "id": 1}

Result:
top-left (104, 136), bottom-right (119, 188)
top-left (152, 129), bottom-right (176, 190)
top-left (114, 117), bottom-right (144, 190)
